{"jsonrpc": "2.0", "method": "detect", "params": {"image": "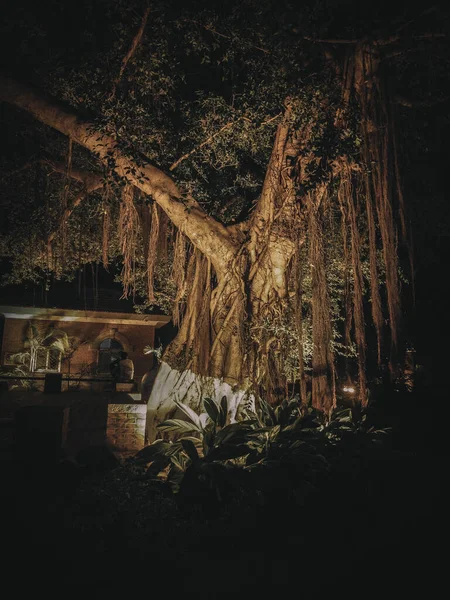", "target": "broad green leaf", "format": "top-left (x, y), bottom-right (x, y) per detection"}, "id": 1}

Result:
top-left (167, 465), bottom-right (184, 493)
top-left (181, 439), bottom-right (200, 463)
top-left (199, 413), bottom-right (210, 429)
top-left (146, 456), bottom-right (170, 477)
top-left (268, 425), bottom-right (281, 441)
top-left (178, 436), bottom-right (202, 446)
top-left (246, 427), bottom-right (273, 435)
top-left (206, 443), bottom-right (251, 462)
top-left (174, 400), bottom-right (202, 428)
top-left (214, 421), bottom-right (256, 446)
top-left (170, 454), bottom-right (187, 472)
top-left (135, 440), bottom-right (172, 461)
top-left (157, 419), bottom-right (200, 434)
top-left (218, 396), bottom-right (228, 428)
top-left (203, 427), bottom-right (215, 456)
top-left (42, 328), bottom-right (70, 350)
top-left (203, 397), bottom-right (219, 424)
top-left (165, 442), bottom-right (184, 457)
top-left (331, 407), bottom-right (353, 423)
